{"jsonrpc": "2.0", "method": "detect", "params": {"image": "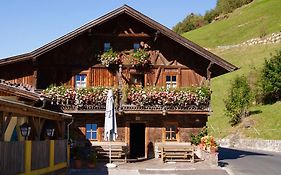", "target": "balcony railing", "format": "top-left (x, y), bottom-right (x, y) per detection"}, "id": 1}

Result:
top-left (43, 86), bottom-right (210, 113)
